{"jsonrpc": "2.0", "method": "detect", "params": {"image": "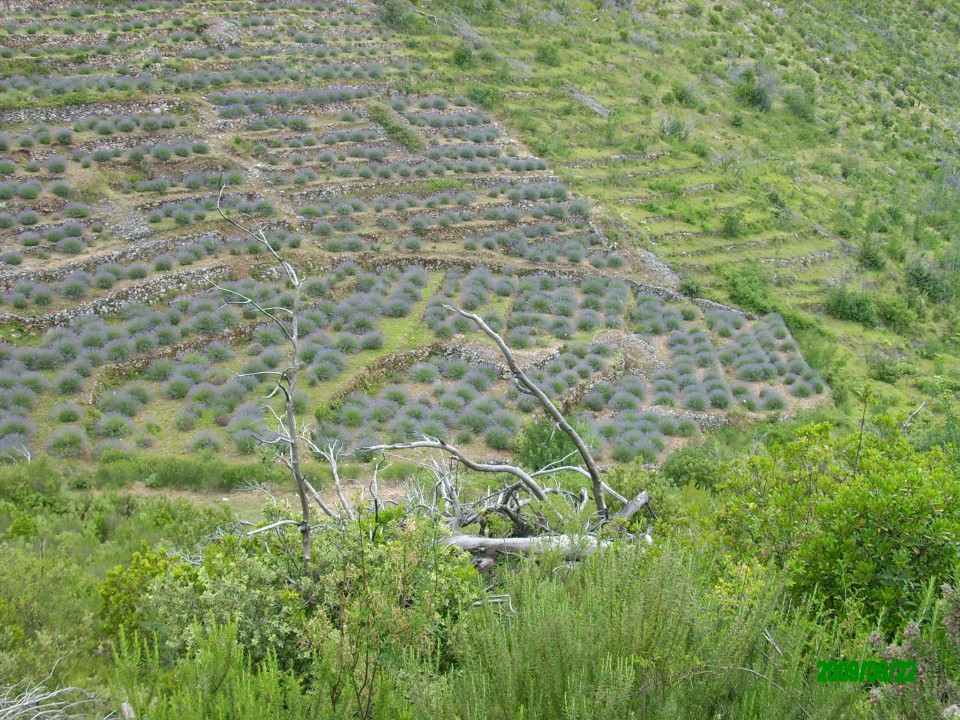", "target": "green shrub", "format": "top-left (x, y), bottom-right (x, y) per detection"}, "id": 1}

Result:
top-left (734, 70), bottom-right (773, 111)
top-left (782, 86), bottom-right (814, 121)
top-left (856, 238), bottom-right (887, 270)
top-left (825, 286), bottom-right (878, 326)
top-left (47, 425), bottom-right (88, 457)
top-left (720, 210), bottom-right (745, 238)
top-left (423, 542), bottom-right (862, 719)
top-left (906, 258), bottom-right (958, 303)
top-left (724, 264), bottom-right (773, 314)
top-left (876, 296), bottom-right (917, 334)
top-left (513, 418), bottom-right (596, 471)
top-left (466, 84), bottom-right (502, 109)
top-left (452, 42), bottom-right (475, 68)
top-left (718, 422), bottom-right (960, 631)
top-left (534, 43), bottom-right (560, 67)
top-left (659, 443), bottom-right (722, 489)
top-left (866, 352), bottom-right (913, 383)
